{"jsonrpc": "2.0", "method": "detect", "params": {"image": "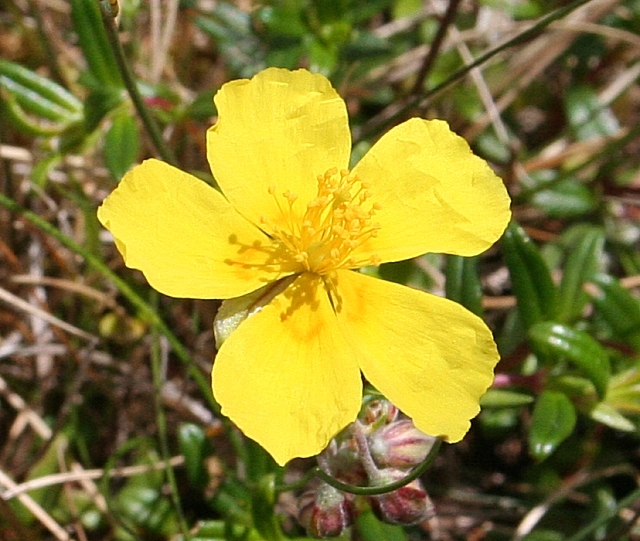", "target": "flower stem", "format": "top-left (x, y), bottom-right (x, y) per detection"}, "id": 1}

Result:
top-left (98, 0), bottom-right (178, 167)
top-left (315, 439), bottom-right (442, 497)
